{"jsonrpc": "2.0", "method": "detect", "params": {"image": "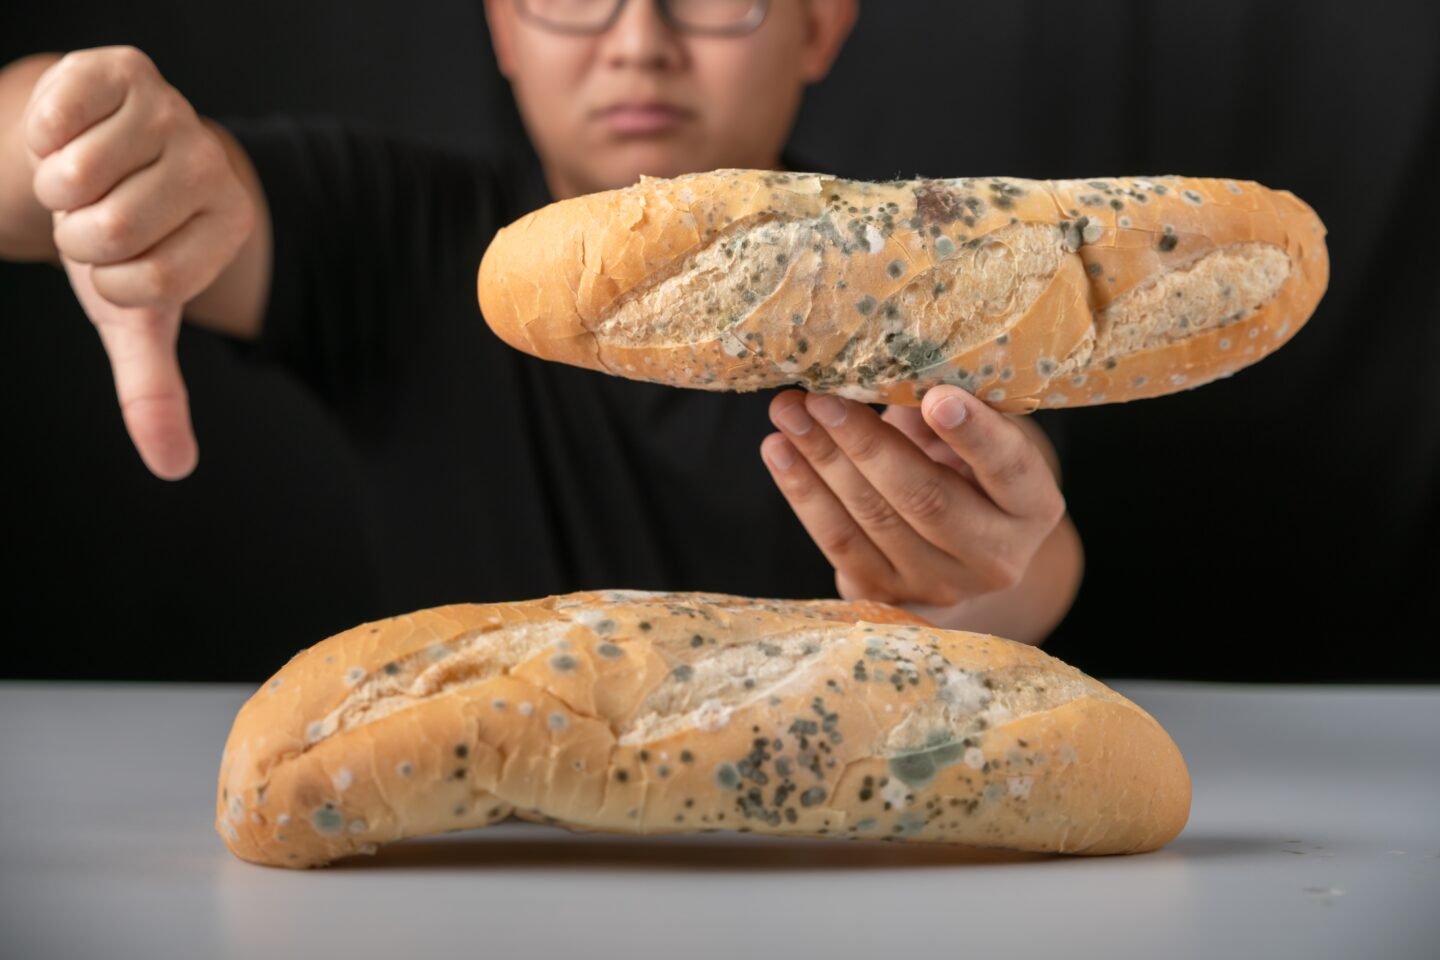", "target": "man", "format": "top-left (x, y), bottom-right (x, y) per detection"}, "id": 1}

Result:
top-left (0, 0), bottom-right (1082, 646)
